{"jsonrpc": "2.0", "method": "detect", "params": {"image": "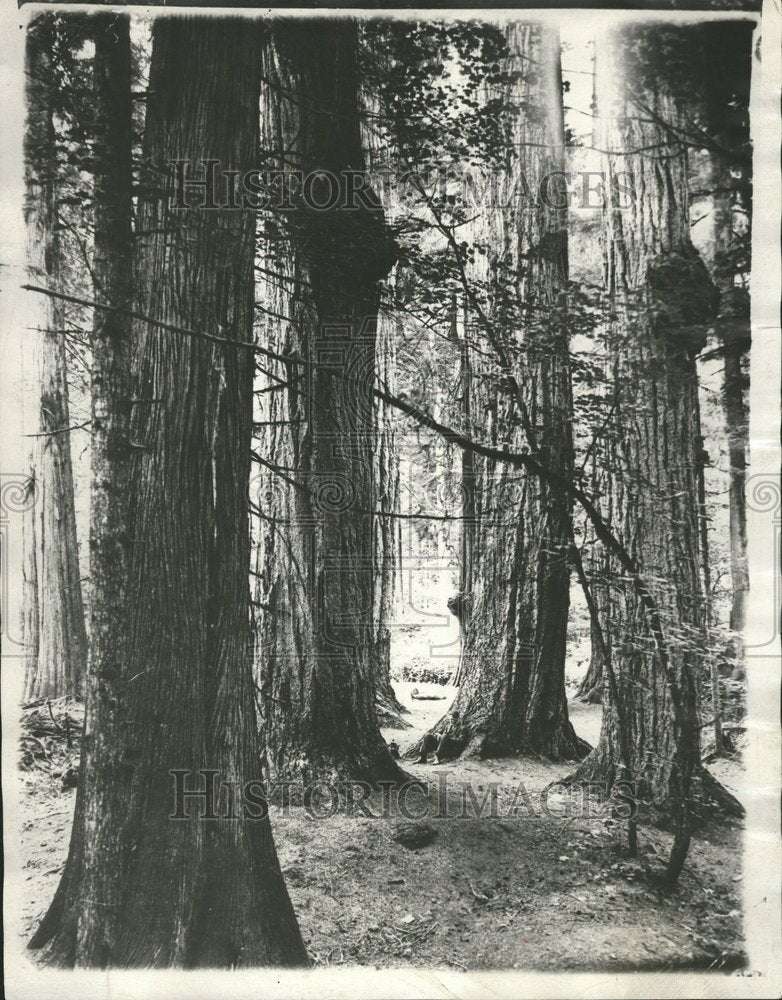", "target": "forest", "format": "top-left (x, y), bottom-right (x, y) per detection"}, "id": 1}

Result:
top-left (12, 7), bottom-right (755, 973)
